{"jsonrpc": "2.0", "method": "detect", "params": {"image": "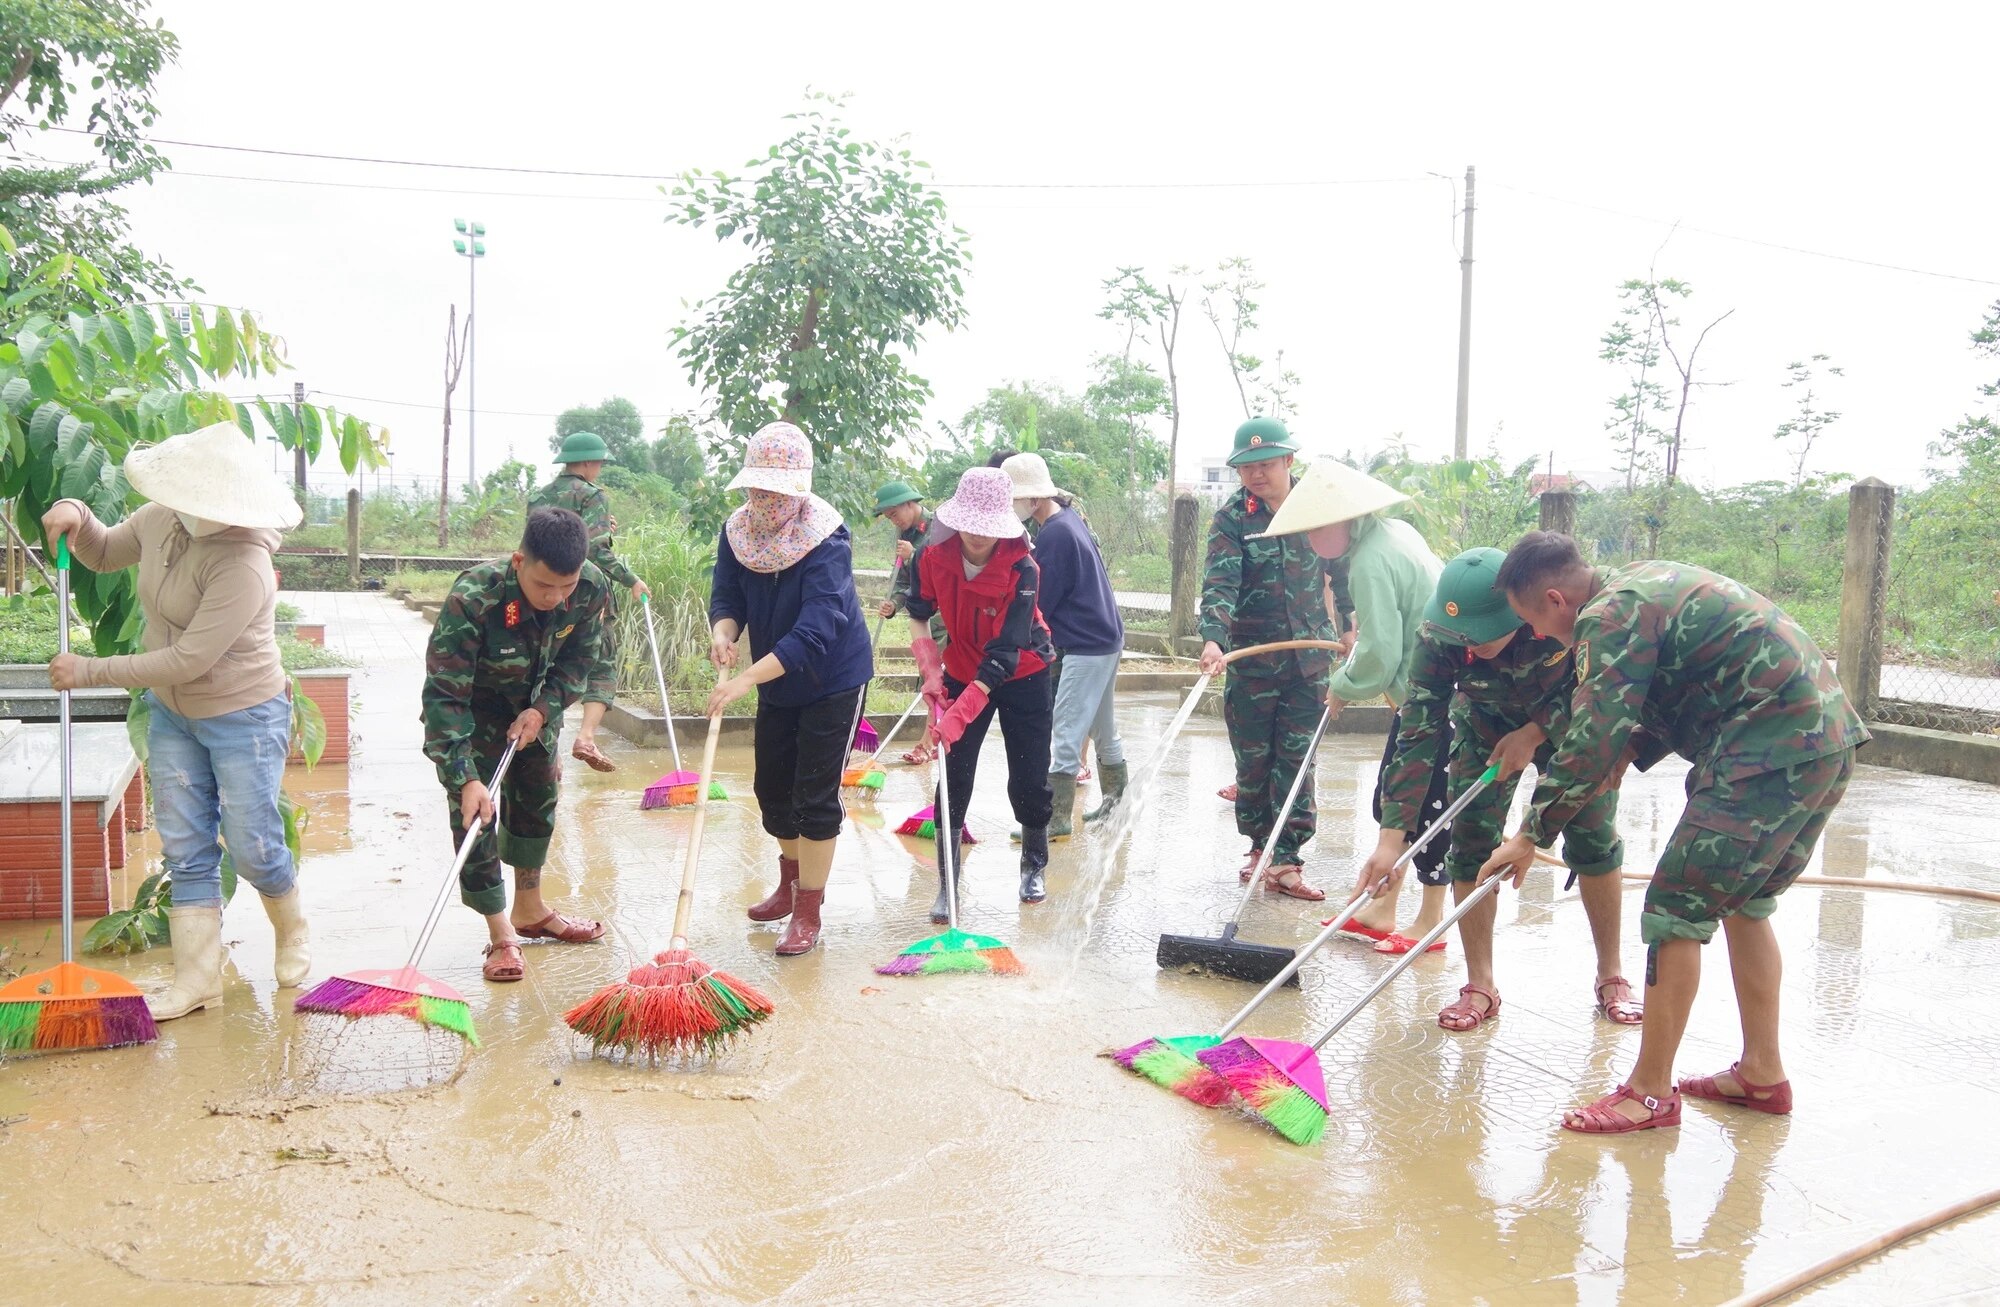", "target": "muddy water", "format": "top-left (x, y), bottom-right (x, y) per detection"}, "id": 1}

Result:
top-left (3, 592), bottom-right (1999, 1304)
